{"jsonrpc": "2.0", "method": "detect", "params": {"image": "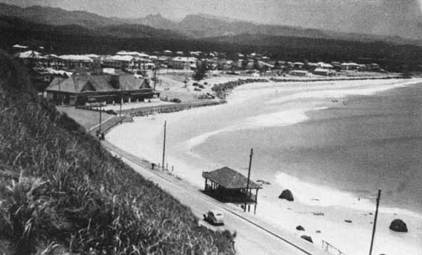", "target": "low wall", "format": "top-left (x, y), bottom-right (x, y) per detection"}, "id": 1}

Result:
top-left (129, 101), bottom-right (223, 117)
